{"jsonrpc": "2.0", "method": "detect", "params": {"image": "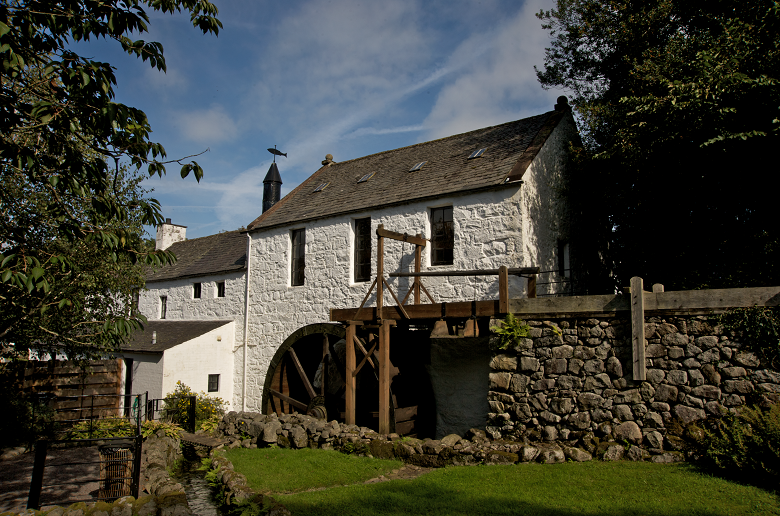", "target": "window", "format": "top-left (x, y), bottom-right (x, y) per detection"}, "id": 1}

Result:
top-left (354, 218), bottom-right (371, 282)
top-left (291, 228), bottom-right (306, 286)
top-left (217, 281), bottom-right (225, 298)
top-left (430, 206), bottom-right (454, 266)
top-left (313, 182), bottom-right (330, 192)
top-left (468, 148), bottom-right (486, 159)
top-left (558, 240), bottom-right (571, 278)
top-left (208, 374), bottom-right (220, 392)
top-left (409, 161), bottom-right (427, 172)
top-left (193, 282), bottom-right (201, 299)
top-left (160, 296), bottom-right (167, 319)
